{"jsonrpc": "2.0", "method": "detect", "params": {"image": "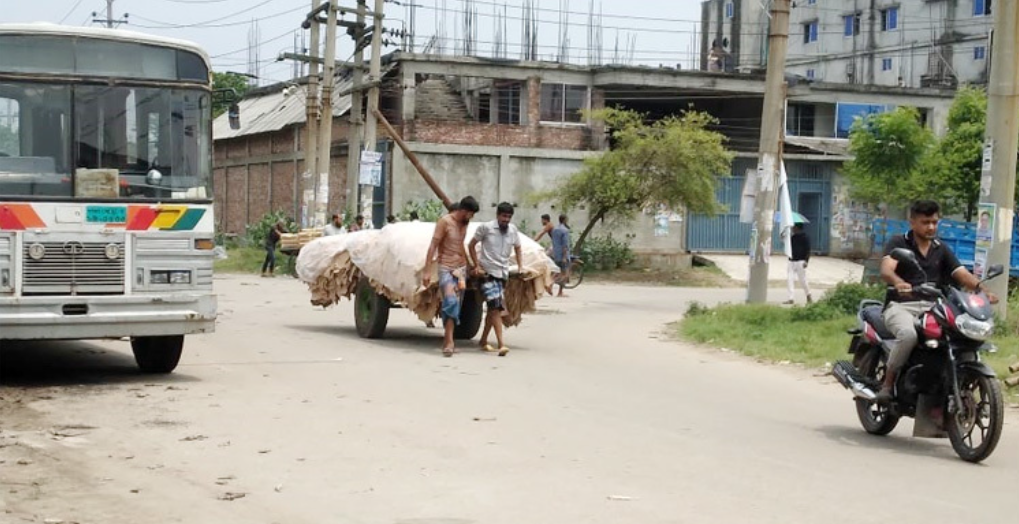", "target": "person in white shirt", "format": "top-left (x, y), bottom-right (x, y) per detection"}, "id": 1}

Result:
top-left (323, 214), bottom-right (346, 236)
top-left (468, 202), bottom-right (523, 357)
